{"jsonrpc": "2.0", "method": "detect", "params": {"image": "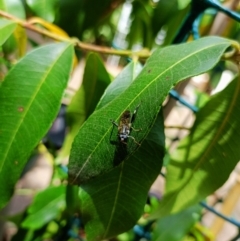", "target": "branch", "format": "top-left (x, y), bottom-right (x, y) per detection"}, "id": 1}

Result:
top-left (0, 10), bottom-right (150, 58)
